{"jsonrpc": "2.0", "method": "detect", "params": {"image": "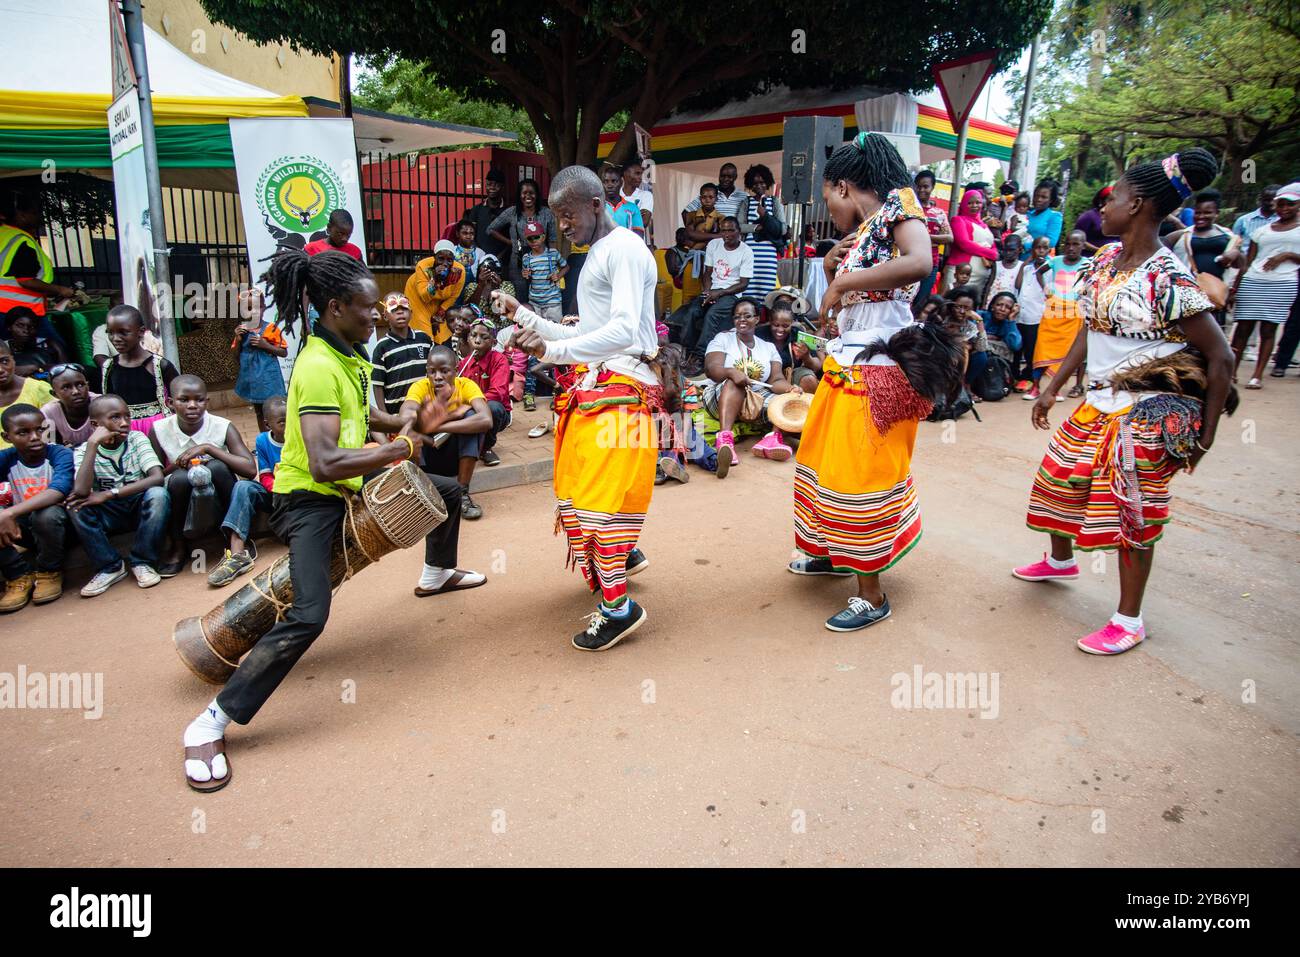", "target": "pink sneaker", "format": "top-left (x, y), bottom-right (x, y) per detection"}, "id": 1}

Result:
top-left (752, 429), bottom-right (792, 462)
top-left (715, 430), bottom-right (737, 479)
top-left (1077, 621), bottom-right (1145, 655)
top-left (1012, 553), bottom-right (1080, 582)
